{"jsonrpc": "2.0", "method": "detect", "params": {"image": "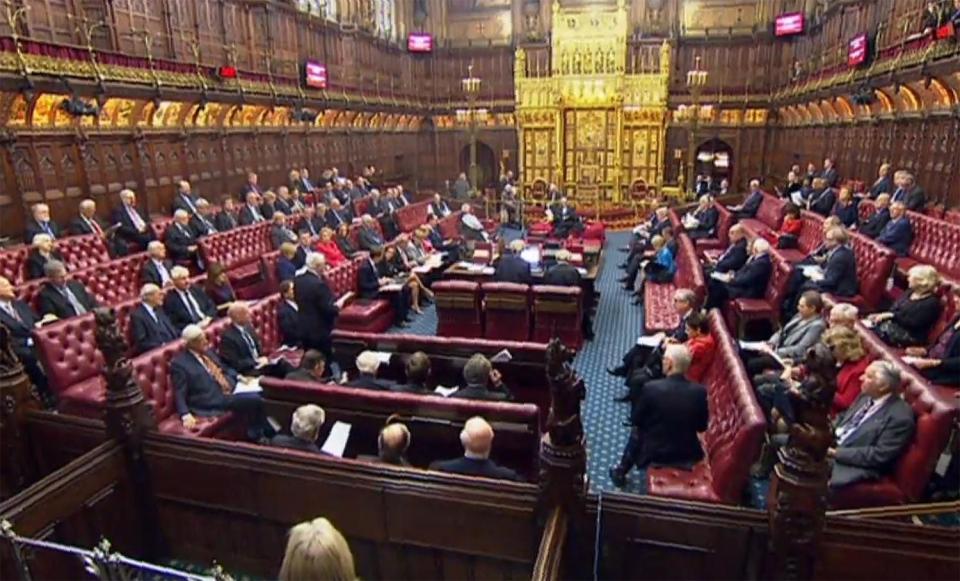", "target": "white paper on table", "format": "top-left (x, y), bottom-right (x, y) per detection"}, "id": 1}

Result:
top-left (710, 271), bottom-right (733, 282)
top-left (481, 266), bottom-right (495, 275)
top-left (800, 265), bottom-right (824, 280)
top-left (456, 261), bottom-right (473, 268)
top-left (412, 265), bottom-right (430, 274)
top-left (434, 385), bottom-right (459, 397)
top-left (233, 377), bottom-right (262, 395)
top-left (577, 267), bottom-right (588, 276)
top-left (739, 340), bottom-right (770, 352)
top-left (636, 333), bottom-right (665, 347)
top-left (370, 351), bottom-right (392, 365)
top-left (320, 421), bottom-right (351, 457)
top-left (491, 349), bottom-right (513, 363)
top-left (380, 283), bottom-right (403, 292)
